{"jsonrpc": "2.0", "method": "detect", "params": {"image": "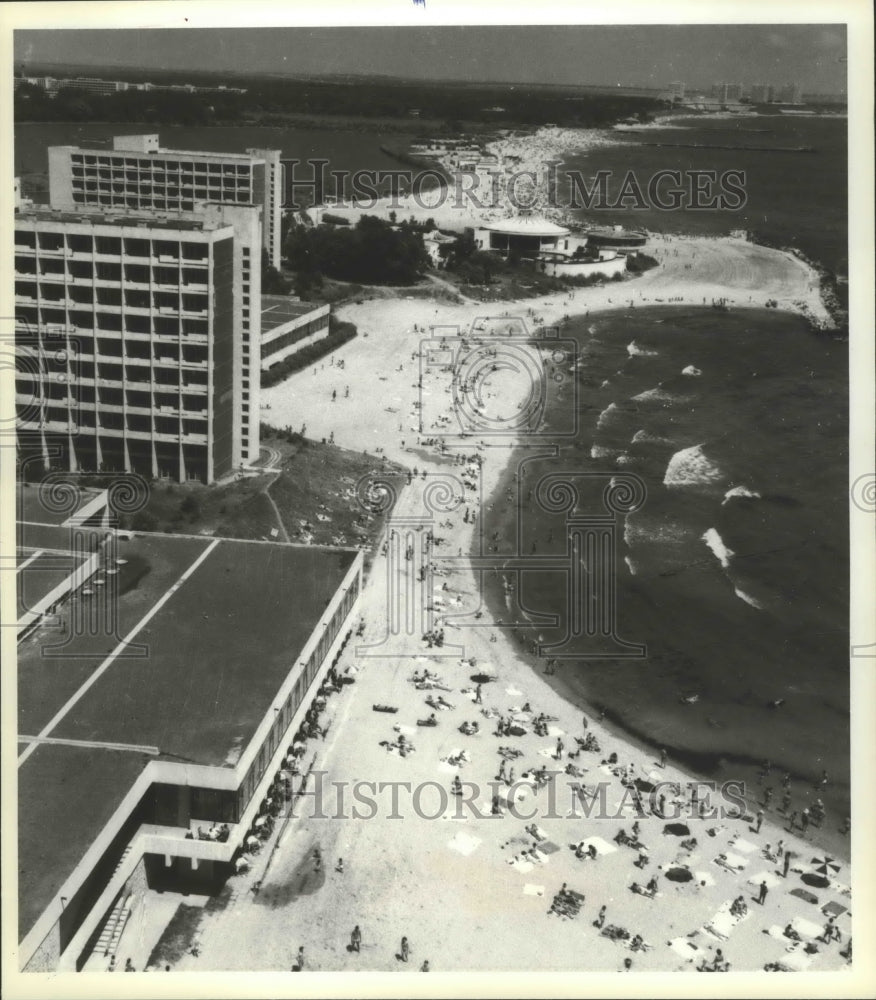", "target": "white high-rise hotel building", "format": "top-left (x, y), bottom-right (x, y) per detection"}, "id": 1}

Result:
top-left (15, 135), bottom-right (285, 482)
top-left (47, 134), bottom-right (283, 269)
